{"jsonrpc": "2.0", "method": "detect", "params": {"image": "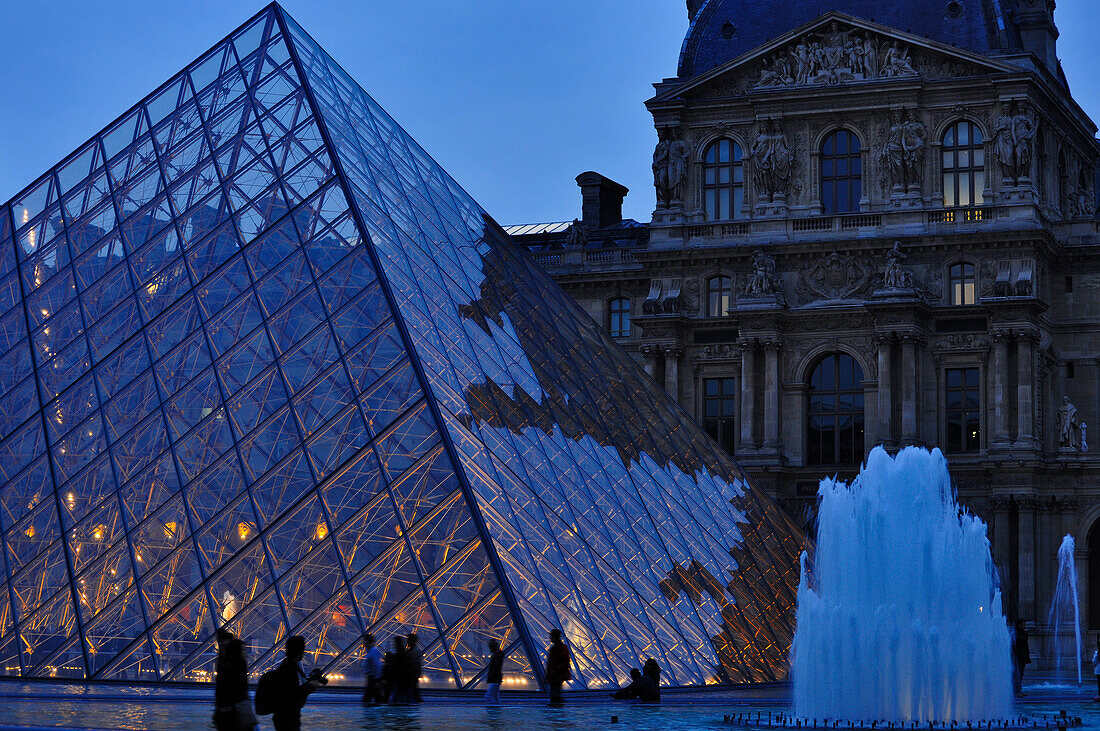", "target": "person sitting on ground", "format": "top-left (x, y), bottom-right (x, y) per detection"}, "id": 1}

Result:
top-left (611, 668), bottom-right (643, 700)
top-left (484, 639), bottom-right (505, 704)
top-left (639, 657), bottom-right (661, 702)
